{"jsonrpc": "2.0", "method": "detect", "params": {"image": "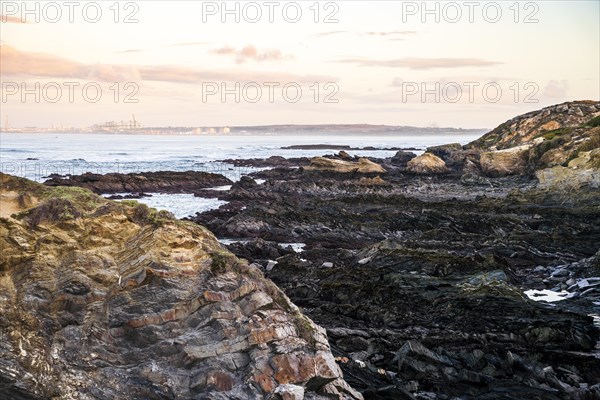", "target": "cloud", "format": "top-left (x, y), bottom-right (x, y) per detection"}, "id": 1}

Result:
top-left (364, 31), bottom-right (417, 37)
top-left (211, 45), bottom-right (291, 64)
top-left (116, 49), bottom-right (143, 54)
top-left (170, 41), bottom-right (209, 47)
top-left (542, 80), bottom-right (568, 98)
top-left (1, 45), bottom-right (142, 82)
top-left (391, 77), bottom-right (408, 87)
top-left (390, 75), bottom-right (518, 87)
top-left (138, 65), bottom-right (331, 86)
top-left (314, 31), bottom-right (416, 39)
top-left (1, 45), bottom-right (333, 86)
top-left (116, 42), bottom-right (209, 54)
top-left (314, 30), bottom-right (347, 37)
top-left (339, 57), bottom-right (501, 70)
top-left (1, 45), bottom-right (87, 79)
top-left (1, 15), bottom-right (27, 23)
